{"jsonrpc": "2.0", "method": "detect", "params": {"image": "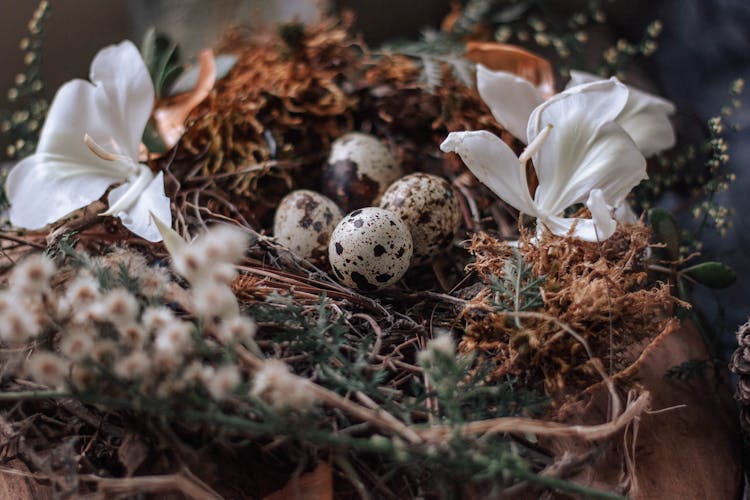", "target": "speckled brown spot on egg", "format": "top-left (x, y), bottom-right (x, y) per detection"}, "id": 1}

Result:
top-left (273, 190), bottom-right (344, 263)
top-left (322, 133), bottom-right (402, 213)
top-left (379, 173), bottom-right (461, 265)
top-left (328, 207), bottom-right (413, 291)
